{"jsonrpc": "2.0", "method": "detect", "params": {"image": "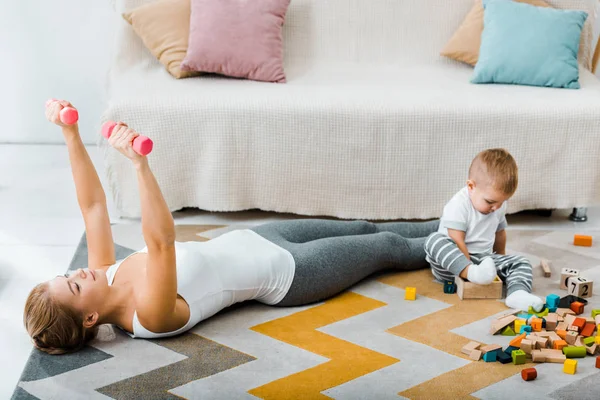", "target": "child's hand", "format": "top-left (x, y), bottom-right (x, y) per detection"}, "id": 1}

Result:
top-left (107, 123), bottom-right (146, 165)
top-left (45, 99), bottom-right (77, 128)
